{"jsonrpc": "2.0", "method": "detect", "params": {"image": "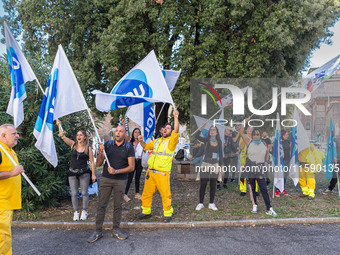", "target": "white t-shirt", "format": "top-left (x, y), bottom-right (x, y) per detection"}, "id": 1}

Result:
top-left (247, 141), bottom-right (267, 164)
